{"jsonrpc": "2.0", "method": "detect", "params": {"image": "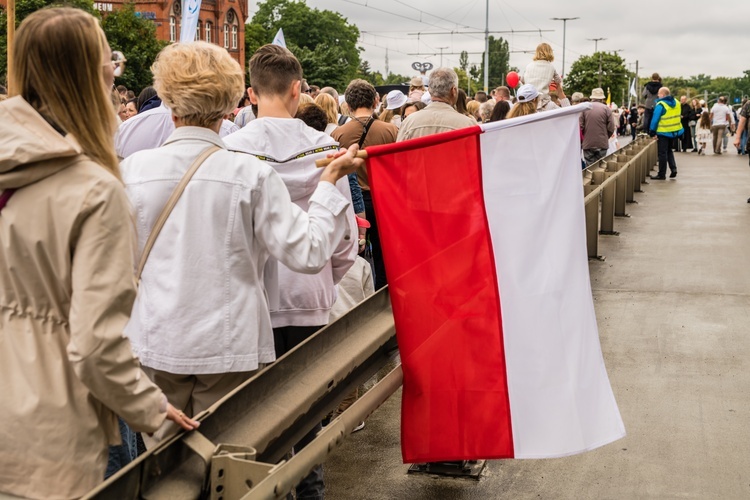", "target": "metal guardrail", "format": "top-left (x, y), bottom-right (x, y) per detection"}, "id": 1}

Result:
top-left (84, 289), bottom-right (398, 500)
top-left (582, 136), bottom-right (658, 260)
